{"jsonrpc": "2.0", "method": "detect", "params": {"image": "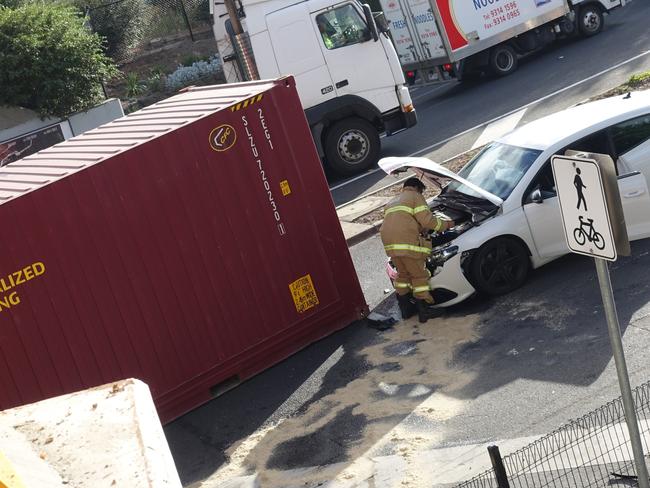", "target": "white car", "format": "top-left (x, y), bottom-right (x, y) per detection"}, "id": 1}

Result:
top-left (380, 91), bottom-right (650, 307)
